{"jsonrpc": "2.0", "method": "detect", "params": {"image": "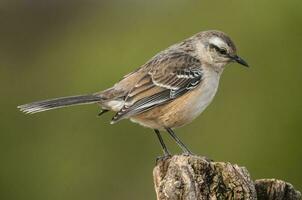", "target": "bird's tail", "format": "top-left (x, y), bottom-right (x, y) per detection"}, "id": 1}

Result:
top-left (18, 94), bottom-right (101, 114)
